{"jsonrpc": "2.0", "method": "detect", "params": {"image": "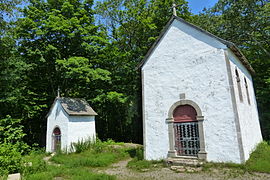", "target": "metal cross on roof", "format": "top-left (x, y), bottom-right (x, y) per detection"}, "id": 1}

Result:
top-left (57, 87), bottom-right (60, 98)
top-left (172, 3), bottom-right (181, 16)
